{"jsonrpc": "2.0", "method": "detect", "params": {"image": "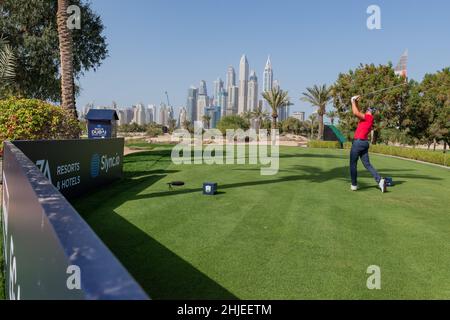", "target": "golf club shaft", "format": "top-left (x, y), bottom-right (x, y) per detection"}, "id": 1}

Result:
top-left (361, 82), bottom-right (408, 97)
